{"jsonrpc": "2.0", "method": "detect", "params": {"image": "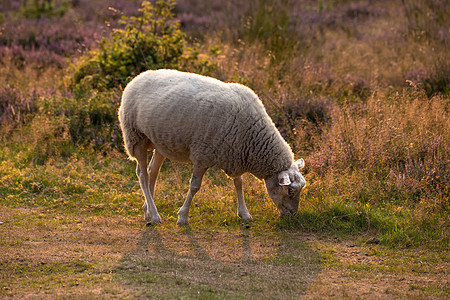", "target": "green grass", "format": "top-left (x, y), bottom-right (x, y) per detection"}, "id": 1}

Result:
top-left (1, 141), bottom-right (448, 249)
